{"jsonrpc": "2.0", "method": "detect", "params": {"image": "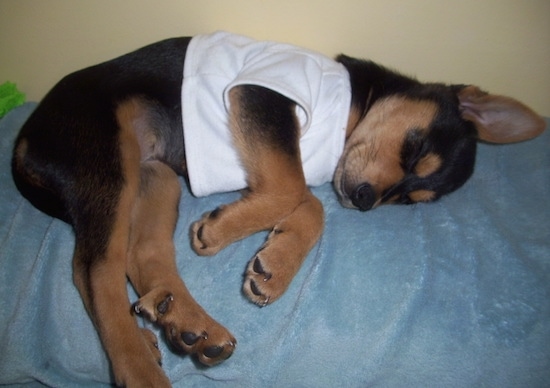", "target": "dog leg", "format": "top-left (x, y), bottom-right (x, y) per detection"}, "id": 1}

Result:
top-left (191, 85), bottom-right (325, 305)
top-left (127, 160), bottom-right (236, 365)
top-left (69, 122), bottom-right (174, 387)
